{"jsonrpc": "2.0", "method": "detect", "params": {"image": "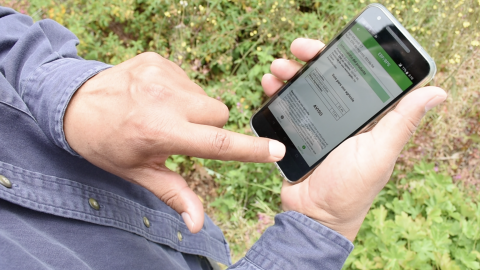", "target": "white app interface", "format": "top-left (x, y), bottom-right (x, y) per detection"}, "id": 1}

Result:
top-left (269, 21), bottom-right (412, 166)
